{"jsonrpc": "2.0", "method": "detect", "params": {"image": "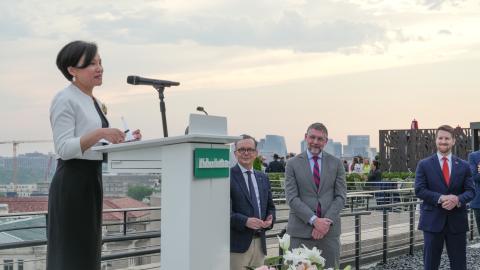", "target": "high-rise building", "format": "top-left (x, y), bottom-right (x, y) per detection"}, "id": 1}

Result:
top-left (257, 135), bottom-right (288, 163)
top-left (325, 139), bottom-right (342, 158)
top-left (348, 135), bottom-right (370, 148)
top-left (344, 135), bottom-right (377, 159)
